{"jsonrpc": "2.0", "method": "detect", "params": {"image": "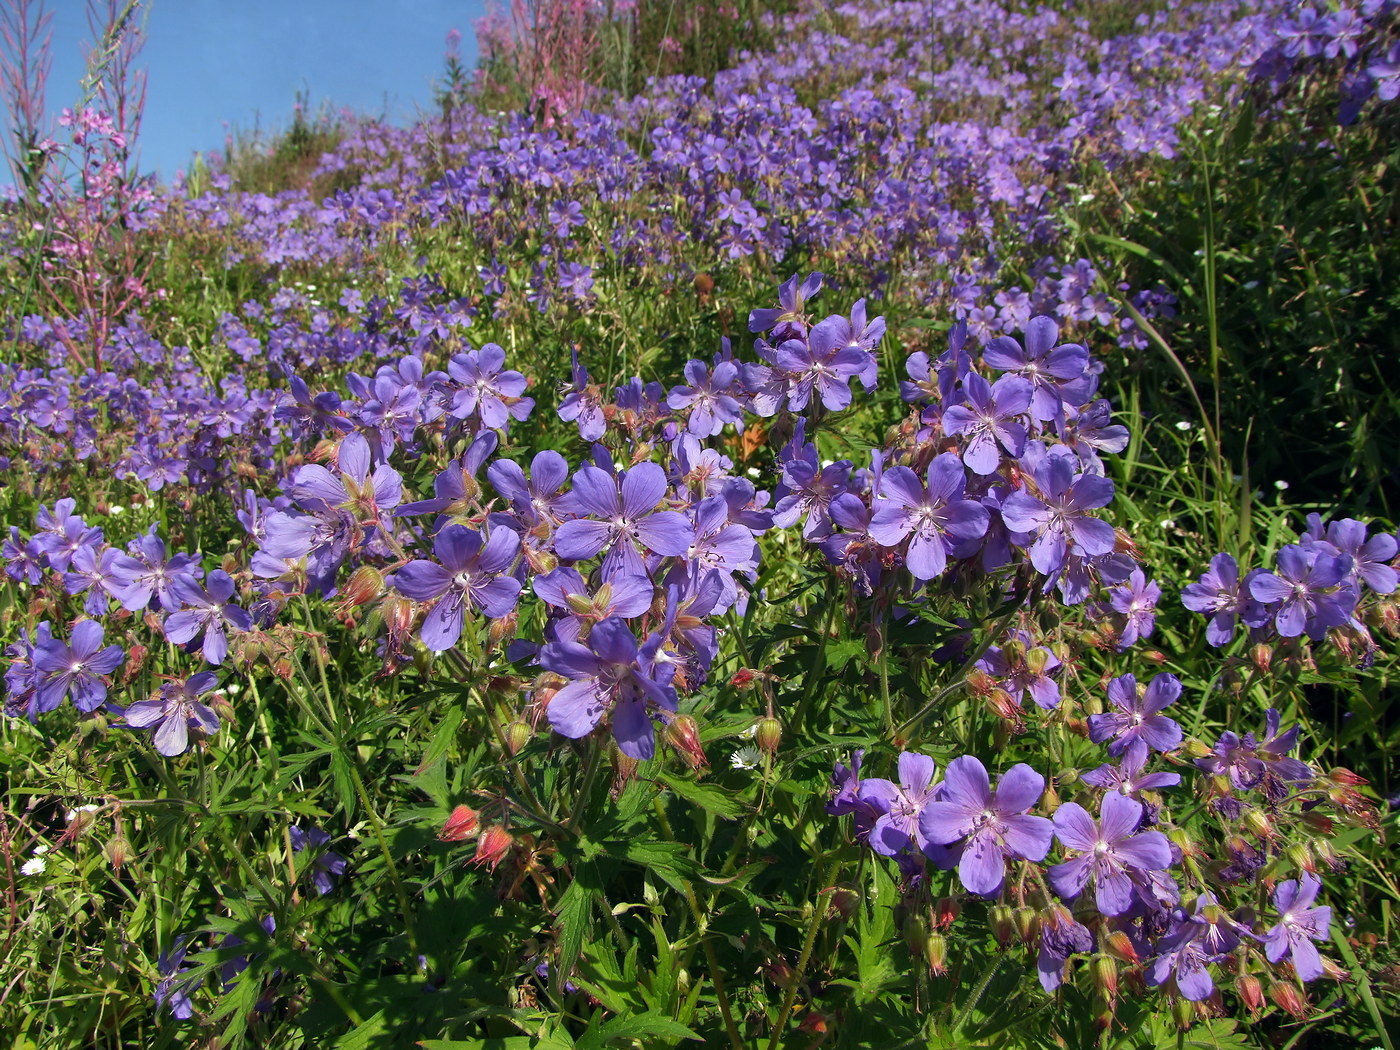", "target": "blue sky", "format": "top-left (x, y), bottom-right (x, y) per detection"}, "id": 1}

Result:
top-left (5, 0), bottom-right (488, 186)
